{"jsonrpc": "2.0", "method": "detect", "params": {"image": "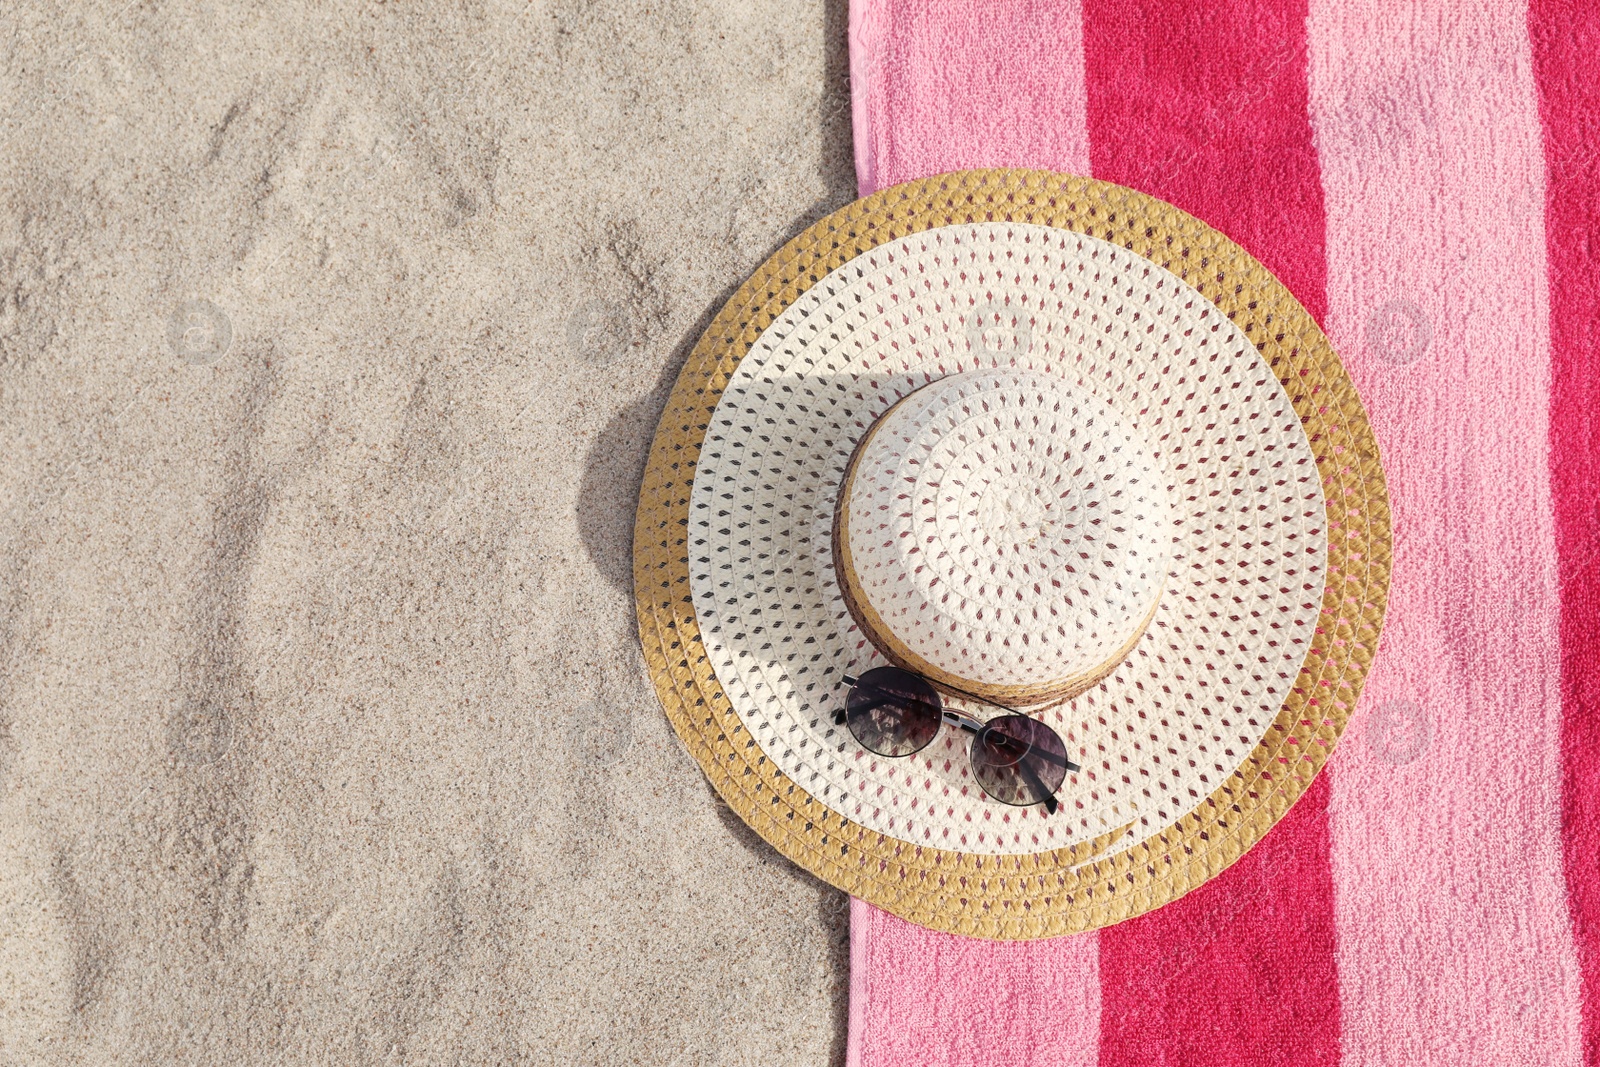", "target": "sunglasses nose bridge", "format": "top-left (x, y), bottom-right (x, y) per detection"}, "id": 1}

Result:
top-left (942, 706), bottom-right (984, 734)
